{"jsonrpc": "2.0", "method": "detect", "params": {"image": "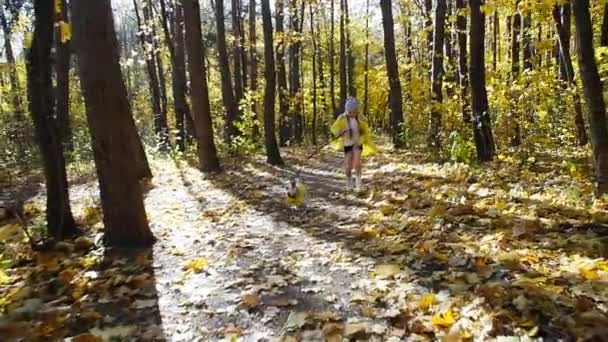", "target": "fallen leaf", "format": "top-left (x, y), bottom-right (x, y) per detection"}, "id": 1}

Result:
top-left (432, 309), bottom-right (456, 328)
top-left (182, 257), bottom-right (208, 273)
top-left (418, 293), bottom-right (437, 310)
top-left (375, 264), bottom-right (400, 279)
top-left (241, 293), bottom-right (259, 308)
